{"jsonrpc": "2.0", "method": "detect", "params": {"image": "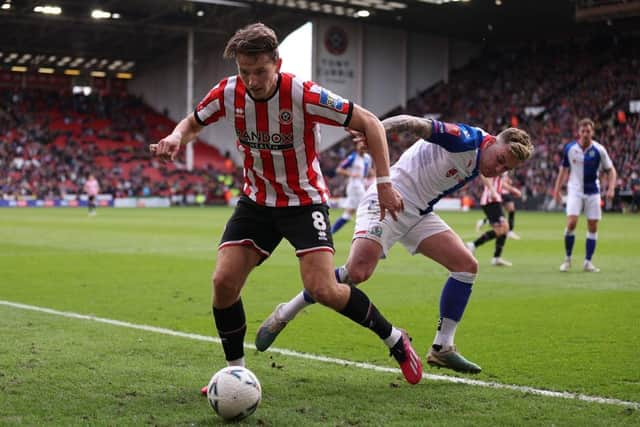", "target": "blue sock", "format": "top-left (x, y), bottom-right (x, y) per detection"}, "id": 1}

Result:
top-left (331, 217), bottom-right (348, 234)
top-left (586, 232), bottom-right (597, 261)
top-left (439, 276), bottom-right (473, 322)
top-left (302, 289), bottom-right (316, 304)
top-left (564, 232), bottom-right (575, 258)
